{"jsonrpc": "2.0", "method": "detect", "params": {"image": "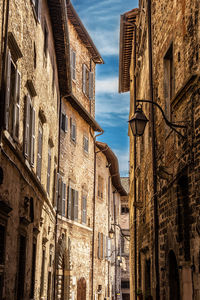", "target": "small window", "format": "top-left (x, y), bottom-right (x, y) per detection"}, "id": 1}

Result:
top-left (121, 206), bottom-right (129, 214)
top-left (83, 136), bottom-right (89, 153)
top-left (70, 49), bottom-right (76, 81)
top-left (82, 64), bottom-right (94, 100)
top-left (98, 175), bottom-right (104, 199)
top-left (70, 118), bottom-right (76, 142)
top-left (44, 21), bottom-right (48, 56)
top-left (81, 195), bottom-right (87, 224)
top-left (67, 186), bottom-right (78, 221)
top-left (24, 94), bottom-right (35, 166)
top-left (61, 113), bottom-right (68, 133)
top-left (36, 122), bottom-right (43, 180)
